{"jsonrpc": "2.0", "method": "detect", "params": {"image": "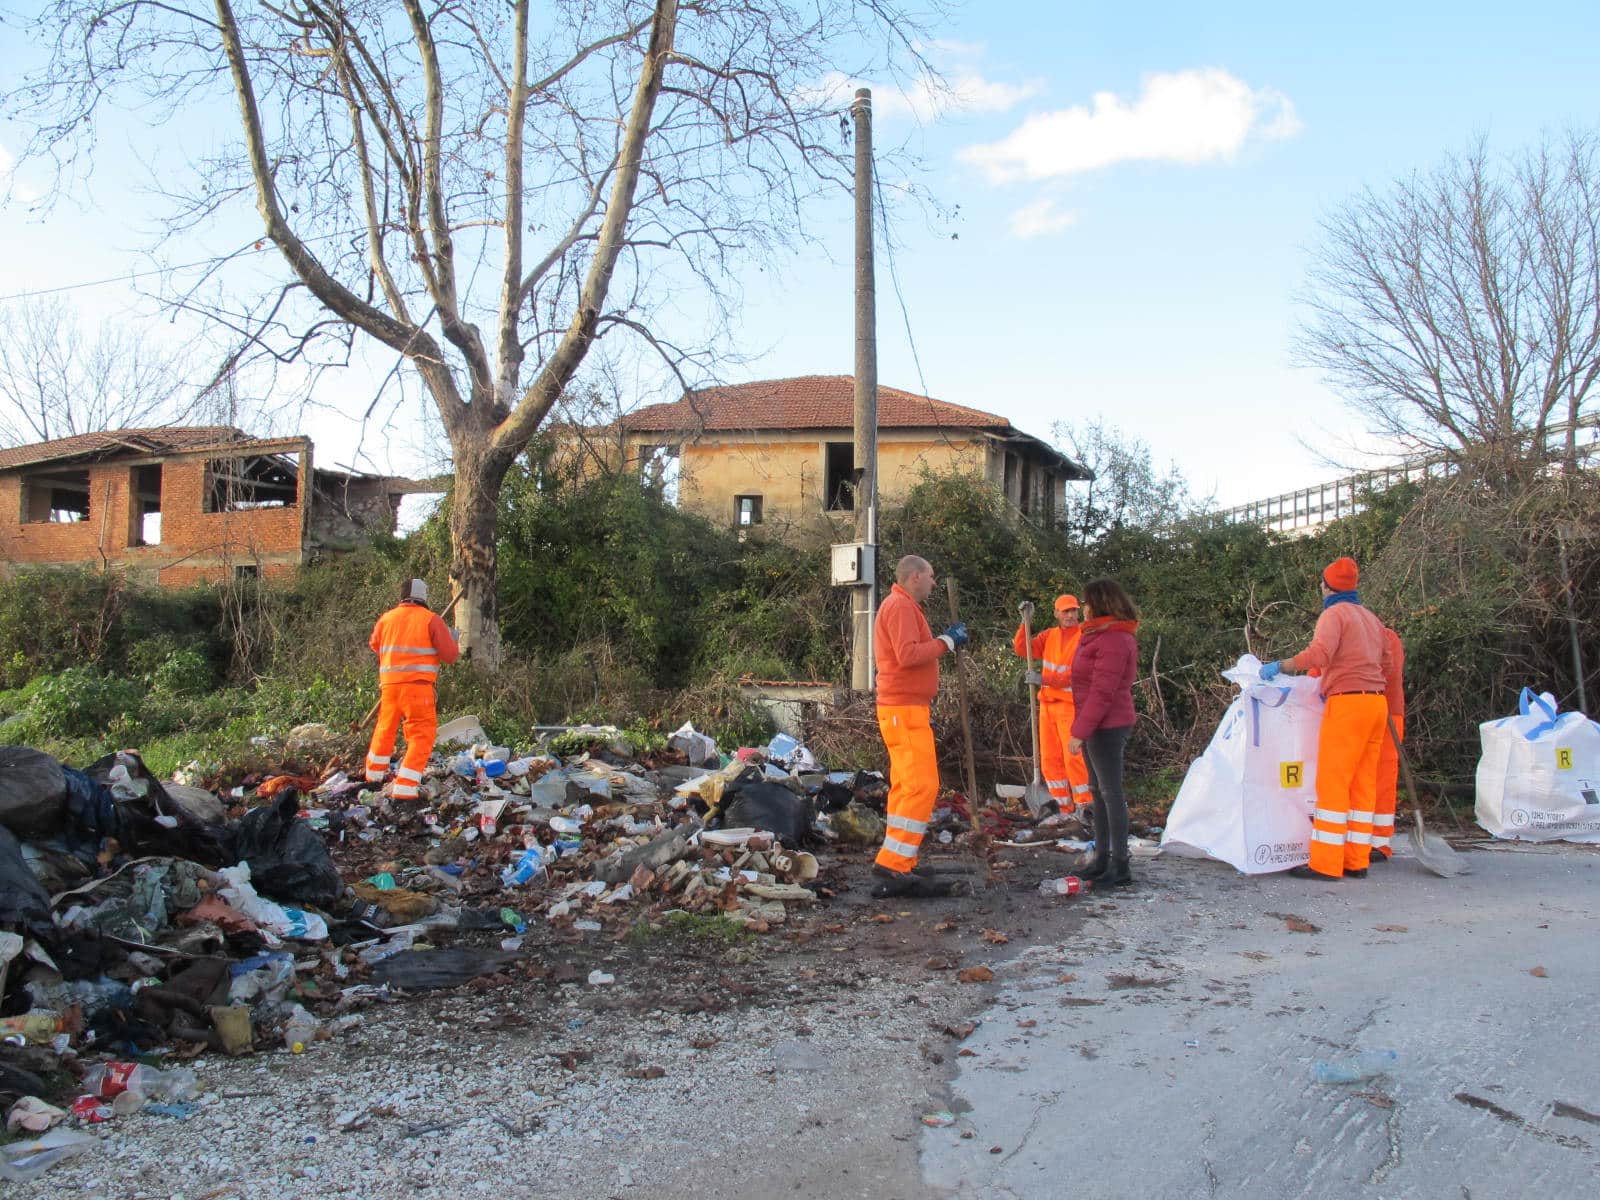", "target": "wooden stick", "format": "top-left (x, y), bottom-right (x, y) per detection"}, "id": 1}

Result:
top-left (945, 576), bottom-right (980, 803)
